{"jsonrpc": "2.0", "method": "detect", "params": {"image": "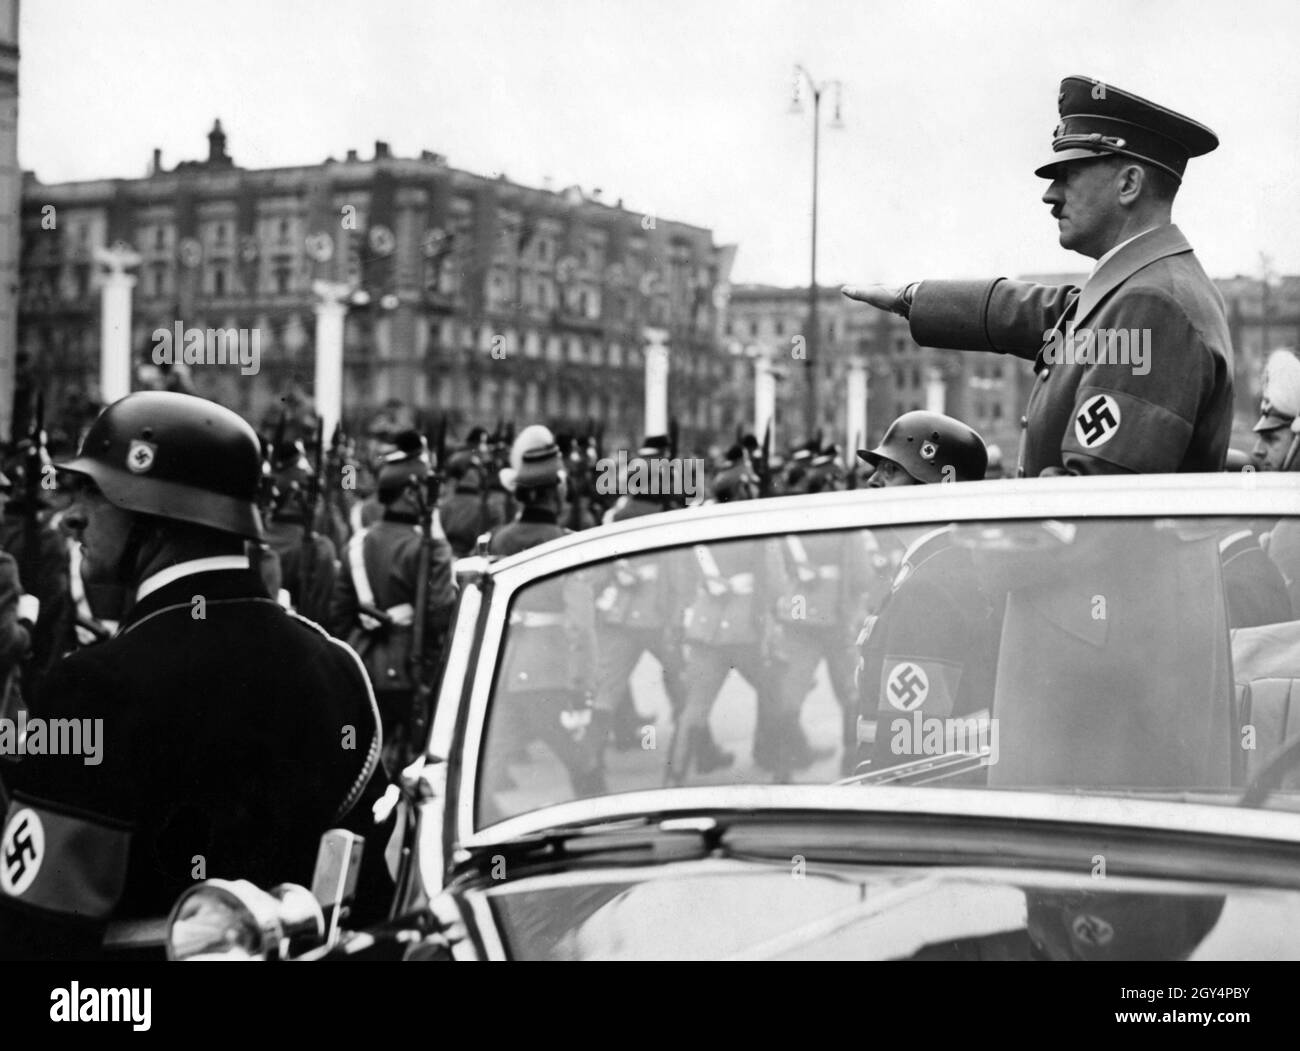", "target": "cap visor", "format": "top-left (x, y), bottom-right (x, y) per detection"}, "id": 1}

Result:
top-left (1034, 147), bottom-right (1113, 179)
top-left (1253, 414), bottom-right (1292, 434)
top-left (856, 449), bottom-right (882, 466)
